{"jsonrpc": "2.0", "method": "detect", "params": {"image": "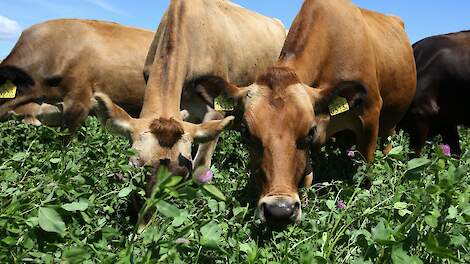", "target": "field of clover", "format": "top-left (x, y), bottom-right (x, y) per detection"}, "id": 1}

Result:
top-left (0, 117), bottom-right (469, 263)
